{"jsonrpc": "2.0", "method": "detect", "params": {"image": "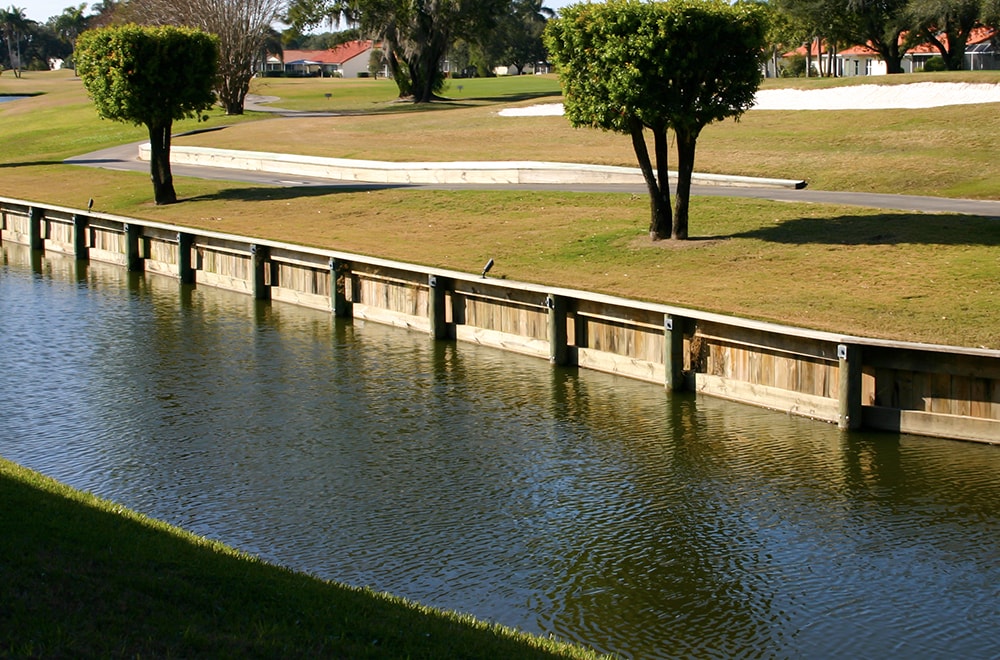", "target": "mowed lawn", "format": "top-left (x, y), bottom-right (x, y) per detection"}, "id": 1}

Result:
top-left (2, 70), bottom-right (999, 348)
